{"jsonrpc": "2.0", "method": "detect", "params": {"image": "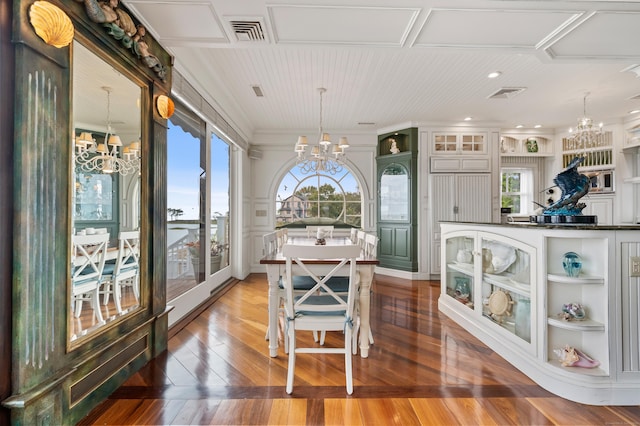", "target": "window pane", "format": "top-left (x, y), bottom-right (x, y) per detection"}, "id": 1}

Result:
top-left (166, 118), bottom-right (204, 301)
top-left (211, 133), bottom-right (229, 274)
top-left (276, 166), bottom-right (362, 226)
